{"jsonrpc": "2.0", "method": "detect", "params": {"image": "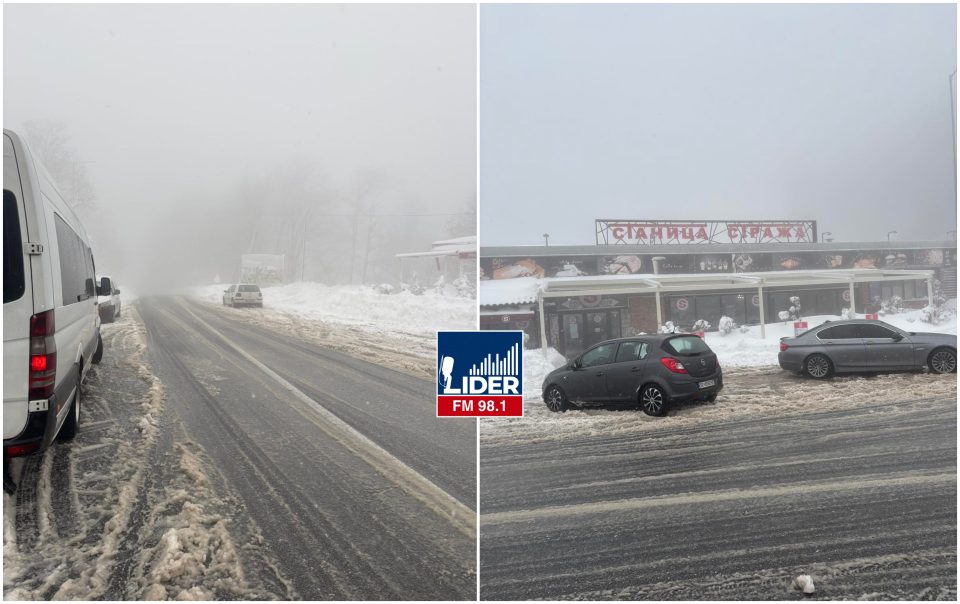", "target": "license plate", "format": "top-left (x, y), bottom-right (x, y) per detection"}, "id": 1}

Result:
top-left (698, 379), bottom-right (716, 389)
